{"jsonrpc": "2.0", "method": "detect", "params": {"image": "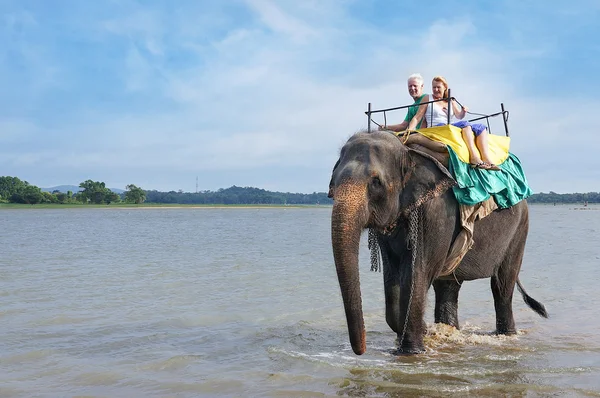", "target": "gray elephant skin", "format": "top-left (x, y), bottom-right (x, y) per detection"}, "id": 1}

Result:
top-left (329, 131), bottom-right (548, 355)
